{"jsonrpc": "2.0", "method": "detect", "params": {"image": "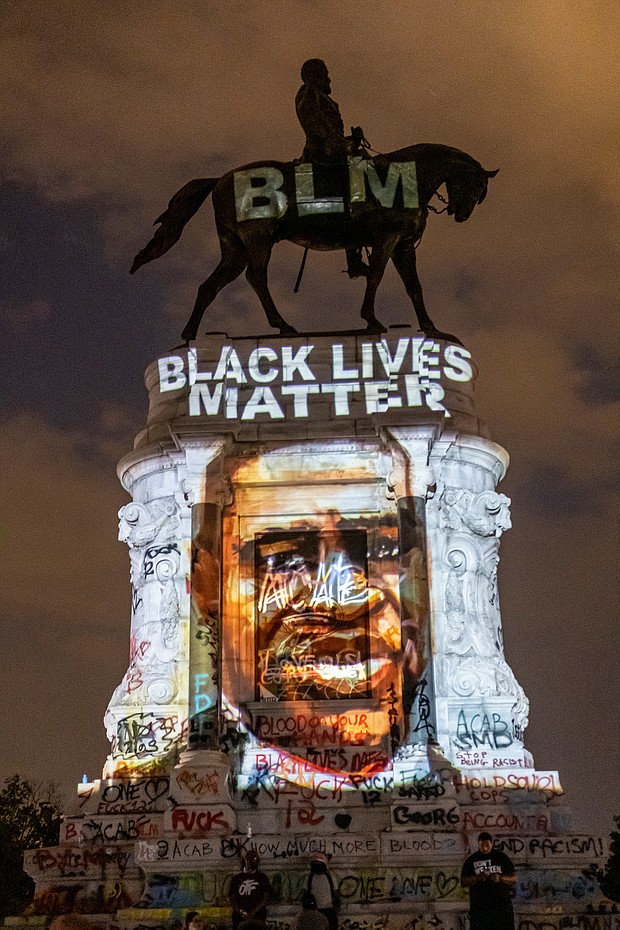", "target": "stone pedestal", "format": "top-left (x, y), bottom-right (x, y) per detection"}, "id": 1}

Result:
top-left (19, 328), bottom-right (610, 930)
